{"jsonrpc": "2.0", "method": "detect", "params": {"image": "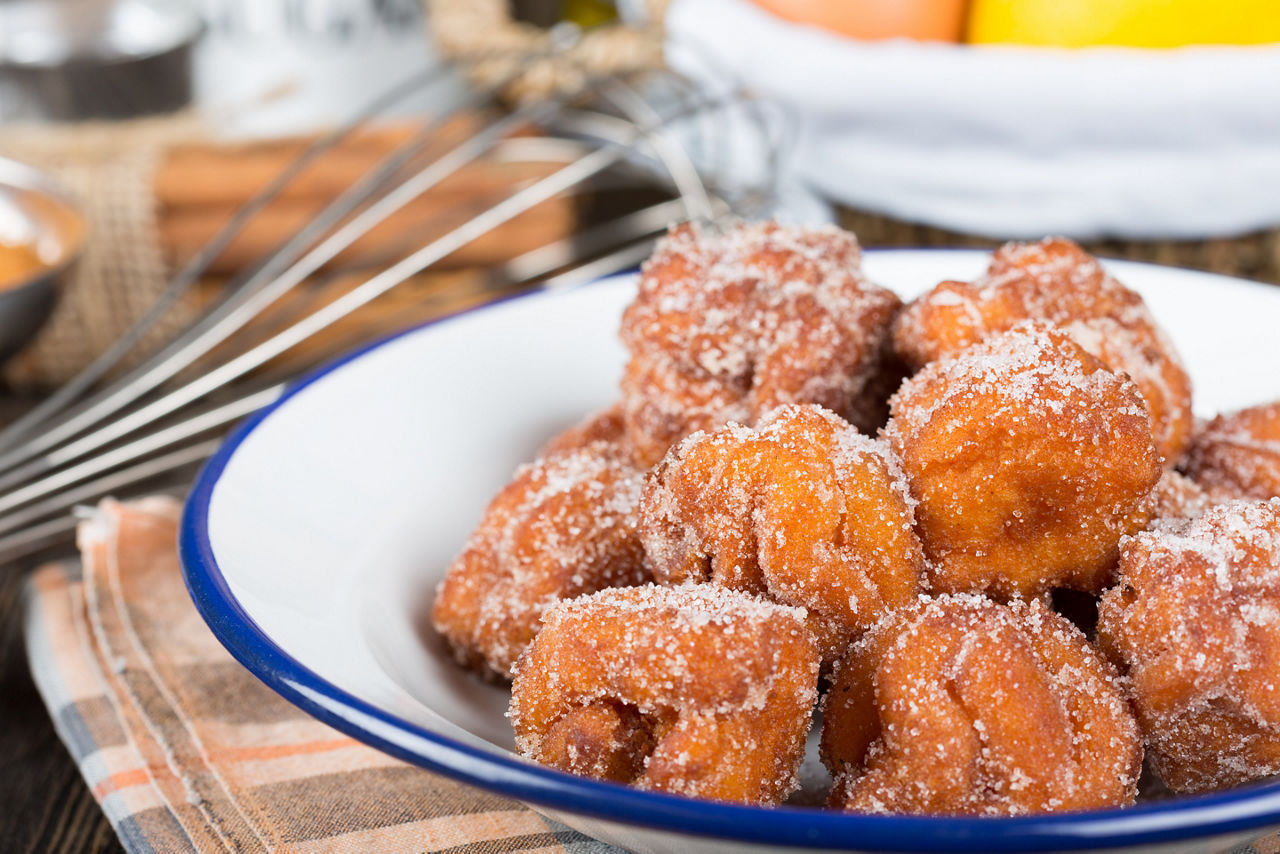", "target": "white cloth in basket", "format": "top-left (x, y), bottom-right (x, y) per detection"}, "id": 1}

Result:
top-left (667, 0), bottom-right (1280, 239)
